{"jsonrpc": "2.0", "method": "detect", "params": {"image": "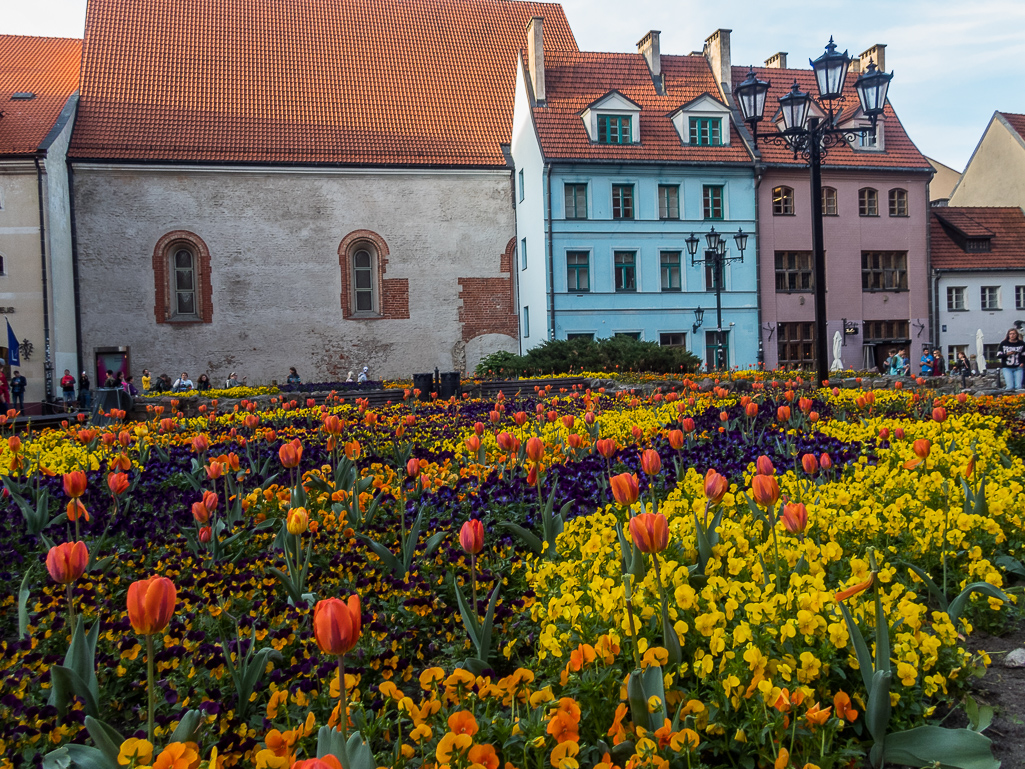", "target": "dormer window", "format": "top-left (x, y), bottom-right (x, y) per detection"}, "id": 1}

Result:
top-left (847, 113), bottom-right (885, 151)
top-left (670, 94), bottom-right (732, 147)
top-left (689, 117), bottom-right (722, 146)
top-left (966, 238), bottom-right (991, 253)
top-left (598, 115), bottom-right (632, 144)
